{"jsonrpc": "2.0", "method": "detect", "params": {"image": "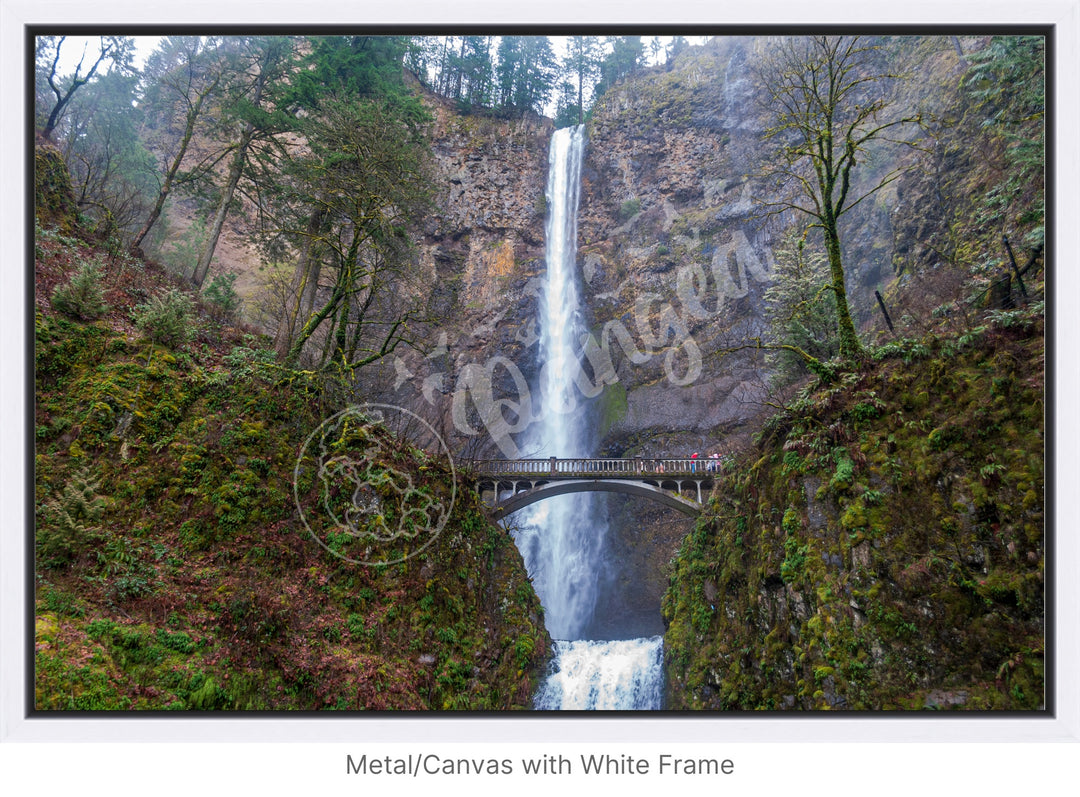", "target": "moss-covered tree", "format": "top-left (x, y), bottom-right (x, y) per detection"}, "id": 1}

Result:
top-left (260, 36), bottom-right (433, 370)
top-left (759, 35), bottom-right (921, 360)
